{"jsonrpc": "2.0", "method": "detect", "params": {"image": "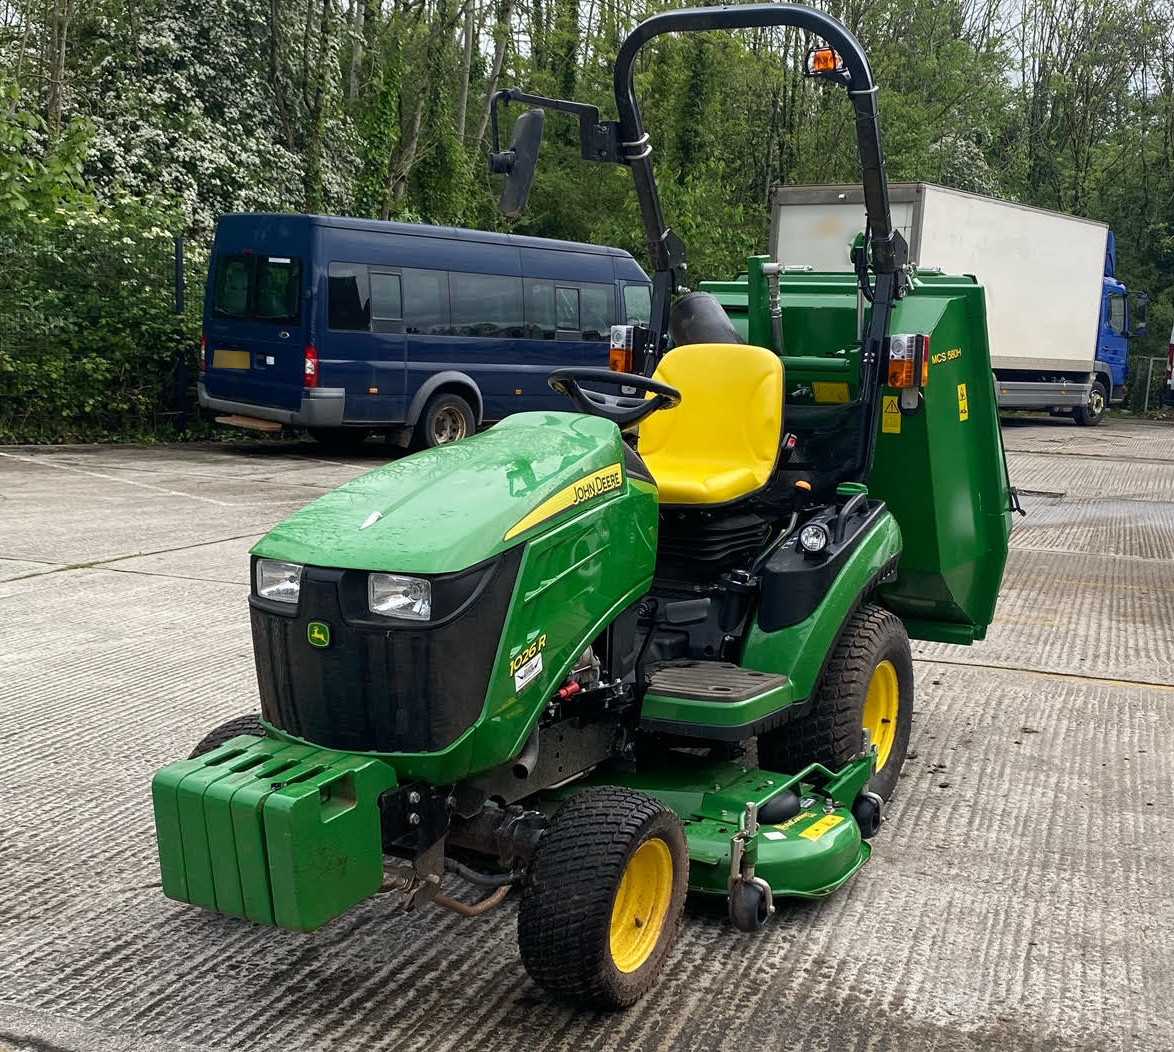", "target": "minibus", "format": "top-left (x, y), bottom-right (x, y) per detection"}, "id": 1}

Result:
top-left (199, 214), bottom-right (653, 448)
